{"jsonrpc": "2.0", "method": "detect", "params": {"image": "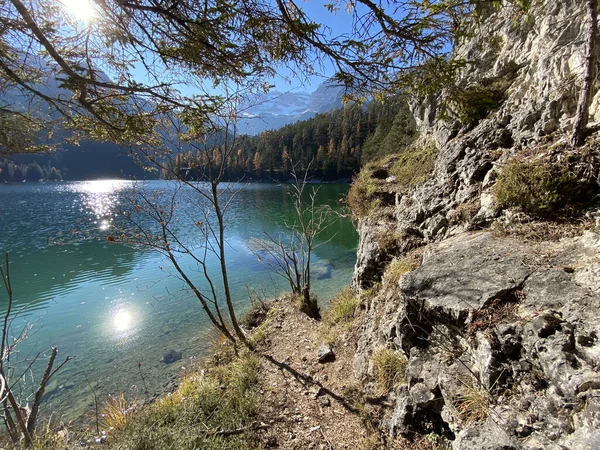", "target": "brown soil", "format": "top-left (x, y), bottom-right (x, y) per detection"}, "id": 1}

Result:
top-left (252, 296), bottom-right (377, 450)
